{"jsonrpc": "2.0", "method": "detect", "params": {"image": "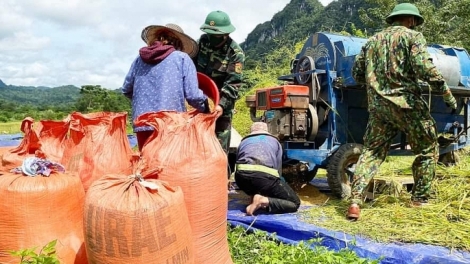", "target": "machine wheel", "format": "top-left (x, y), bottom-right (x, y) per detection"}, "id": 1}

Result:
top-left (326, 143), bottom-right (363, 199)
top-left (295, 56), bottom-right (315, 84)
top-left (307, 104), bottom-right (319, 141)
top-left (438, 151), bottom-right (460, 166)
